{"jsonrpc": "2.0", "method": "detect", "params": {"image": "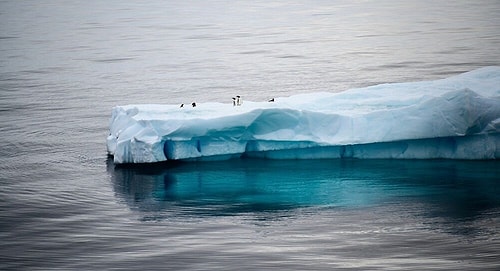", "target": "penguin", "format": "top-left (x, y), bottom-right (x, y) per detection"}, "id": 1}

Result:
top-left (268, 98), bottom-right (274, 102)
top-left (236, 95), bottom-right (242, 106)
top-left (191, 102), bottom-right (196, 107)
top-left (180, 103), bottom-right (184, 108)
top-left (232, 97), bottom-right (236, 106)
